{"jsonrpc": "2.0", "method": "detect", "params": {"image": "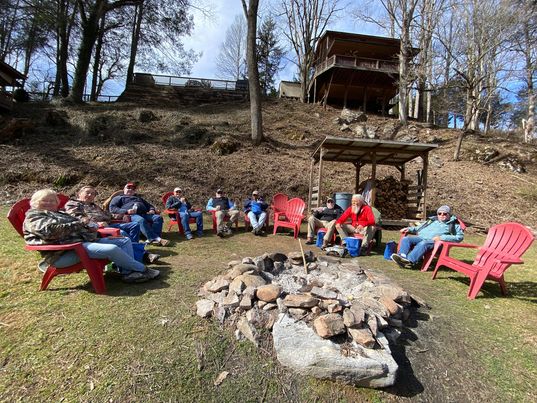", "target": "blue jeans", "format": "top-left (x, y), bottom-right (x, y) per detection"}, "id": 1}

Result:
top-left (53, 237), bottom-right (146, 274)
top-left (108, 221), bottom-right (141, 242)
top-left (130, 214), bottom-right (163, 241)
top-left (399, 236), bottom-right (435, 264)
top-left (180, 211), bottom-right (203, 236)
top-left (248, 211), bottom-right (267, 230)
